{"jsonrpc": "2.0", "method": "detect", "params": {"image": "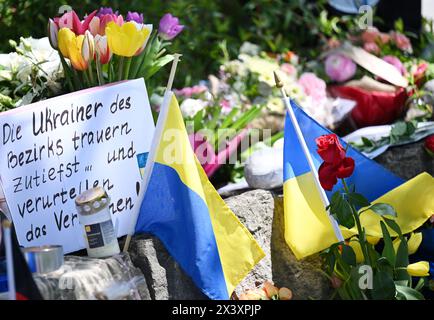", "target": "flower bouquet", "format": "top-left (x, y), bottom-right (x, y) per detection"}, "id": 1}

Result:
top-left (322, 25), bottom-right (434, 128)
top-left (47, 7), bottom-right (183, 91)
top-left (317, 133), bottom-right (432, 299)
